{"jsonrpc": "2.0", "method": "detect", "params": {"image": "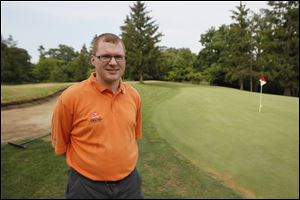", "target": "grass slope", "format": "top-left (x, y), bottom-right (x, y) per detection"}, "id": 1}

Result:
top-left (1, 82), bottom-right (74, 104)
top-left (151, 82), bottom-right (299, 198)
